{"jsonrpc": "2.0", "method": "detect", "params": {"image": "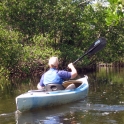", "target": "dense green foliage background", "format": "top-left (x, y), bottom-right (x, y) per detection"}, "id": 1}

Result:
top-left (0, 0), bottom-right (124, 78)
